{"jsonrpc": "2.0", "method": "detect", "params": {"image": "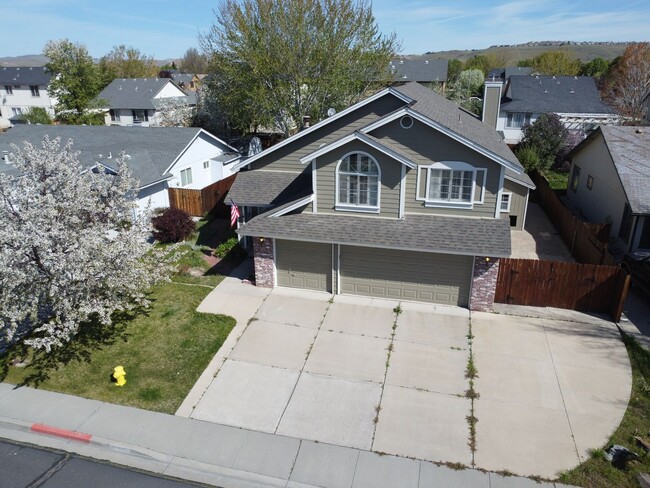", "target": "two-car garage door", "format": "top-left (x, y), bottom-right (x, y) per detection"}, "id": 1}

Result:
top-left (340, 246), bottom-right (472, 307)
top-left (274, 240), bottom-right (472, 307)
